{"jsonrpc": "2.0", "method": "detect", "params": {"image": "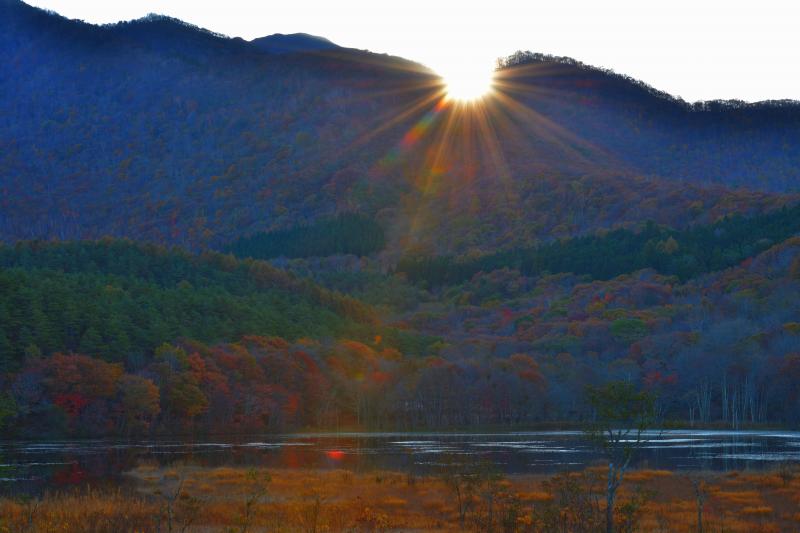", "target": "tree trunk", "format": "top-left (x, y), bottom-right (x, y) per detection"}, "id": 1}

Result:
top-left (606, 463), bottom-right (617, 533)
top-left (697, 501), bottom-right (703, 533)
